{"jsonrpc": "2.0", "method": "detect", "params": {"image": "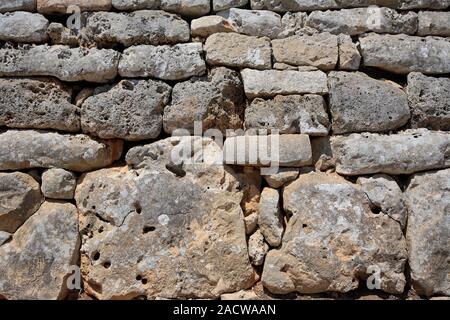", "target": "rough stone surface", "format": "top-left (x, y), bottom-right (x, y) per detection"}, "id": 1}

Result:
top-left (160, 0), bottom-right (210, 17)
top-left (0, 172), bottom-right (43, 233)
top-left (406, 168), bottom-right (450, 296)
top-left (0, 45), bottom-right (120, 83)
top-left (224, 134), bottom-right (312, 167)
top-left (205, 33), bottom-right (272, 70)
top-left (407, 72), bottom-right (450, 131)
top-left (213, 0), bottom-right (248, 12)
top-left (357, 174), bottom-right (407, 229)
top-left (75, 137), bottom-right (256, 299)
top-left (338, 34), bottom-right (360, 70)
top-left (258, 188), bottom-right (283, 247)
top-left (262, 168), bottom-right (299, 189)
top-left (248, 230), bottom-right (269, 266)
top-left (360, 33), bottom-right (450, 75)
top-left (0, 12), bottom-right (48, 43)
top-left (112, 0), bottom-right (159, 10)
top-left (218, 8), bottom-right (281, 39)
top-left (278, 12), bottom-right (308, 38)
top-left (272, 33), bottom-right (338, 71)
top-left (119, 43), bottom-right (206, 80)
top-left (0, 130), bottom-right (123, 172)
top-left (262, 172), bottom-right (407, 294)
top-left (191, 16), bottom-right (235, 38)
top-left (331, 129), bottom-right (450, 175)
top-left (0, 201), bottom-right (79, 300)
top-left (83, 11), bottom-right (190, 47)
top-left (244, 212), bottom-right (258, 235)
top-left (0, 0), bottom-right (36, 12)
top-left (240, 69), bottom-right (328, 99)
top-left (245, 95), bottom-right (329, 136)
top-left (221, 290), bottom-right (258, 300)
top-left (0, 78), bottom-right (80, 132)
top-left (37, 0), bottom-right (112, 13)
top-left (81, 79), bottom-right (171, 141)
top-left (47, 22), bottom-right (78, 45)
top-left (41, 168), bottom-right (77, 200)
top-left (0, 231), bottom-right (11, 246)
top-left (328, 71), bottom-right (410, 134)
top-left (418, 11), bottom-right (450, 36)
top-left (163, 67), bottom-right (244, 134)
